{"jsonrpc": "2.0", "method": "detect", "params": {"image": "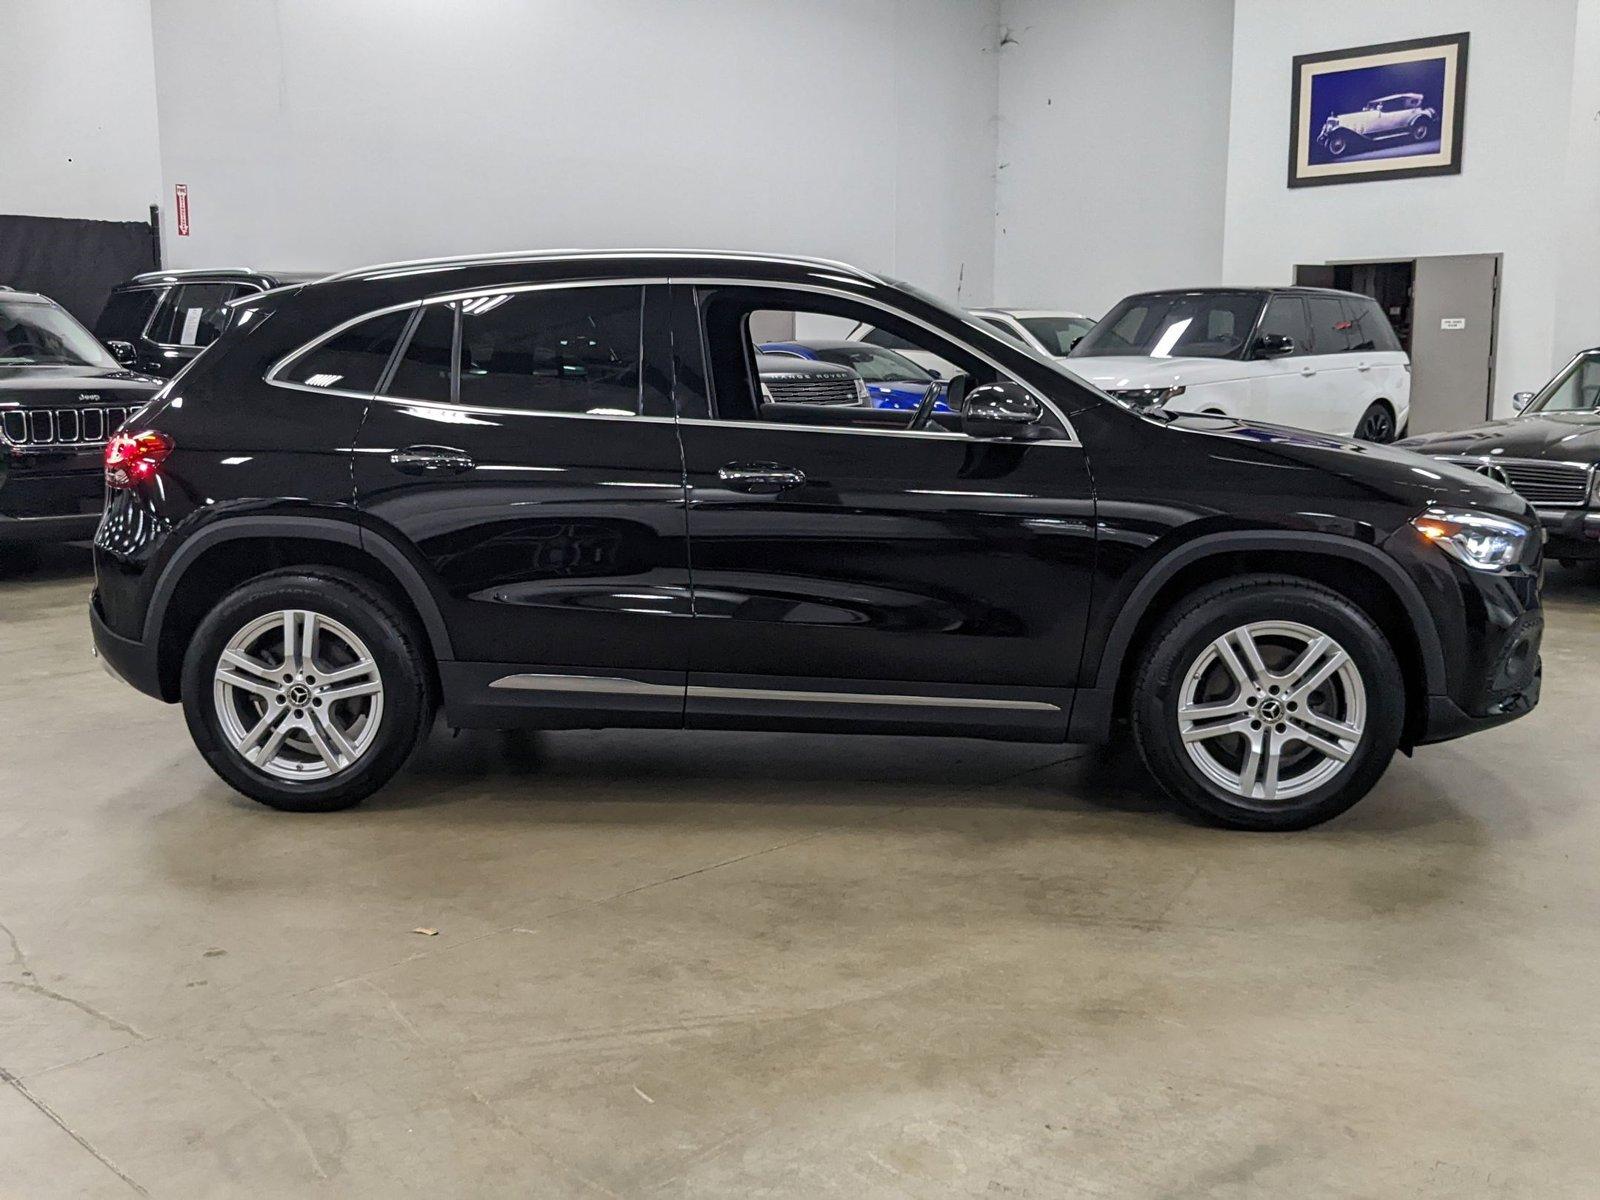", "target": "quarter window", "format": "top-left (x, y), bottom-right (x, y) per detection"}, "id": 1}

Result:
top-left (148, 283), bottom-right (253, 347)
top-left (94, 288), bottom-right (163, 342)
top-left (456, 287), bottom-right (643, 415)
top-left (281, 309), bottom-right (410, 392)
